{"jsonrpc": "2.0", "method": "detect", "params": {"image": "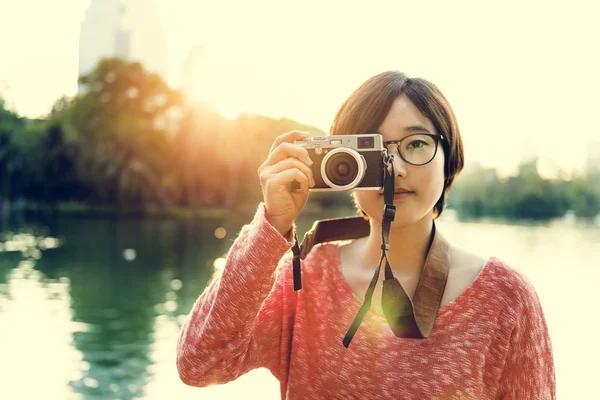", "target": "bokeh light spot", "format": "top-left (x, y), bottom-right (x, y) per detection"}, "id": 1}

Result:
top-left (165, 291), bottom-right (177, 301)
top-left (214, 227), bottom-right (227, 239)
top-left (123, 248), bottom-right (137, 261)
top-left (83, 377), bottom-right (99, 388)
top-left (170, 279), bottom-right (182, 291)
top-left (164, 300), bottom-right (178, 313)
top-left (213, 257), bottom-right (226, 272)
